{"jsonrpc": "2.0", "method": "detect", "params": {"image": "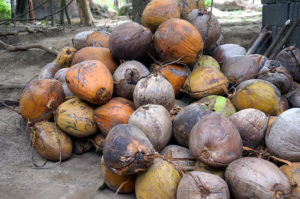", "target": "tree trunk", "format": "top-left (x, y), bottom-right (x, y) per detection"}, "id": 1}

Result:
top-left (16, 0), bottom-right (28, 18)
top-left (76, 0), bottom-right (94, 26)
top-left (132, 0), bottom-right (150, 23)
